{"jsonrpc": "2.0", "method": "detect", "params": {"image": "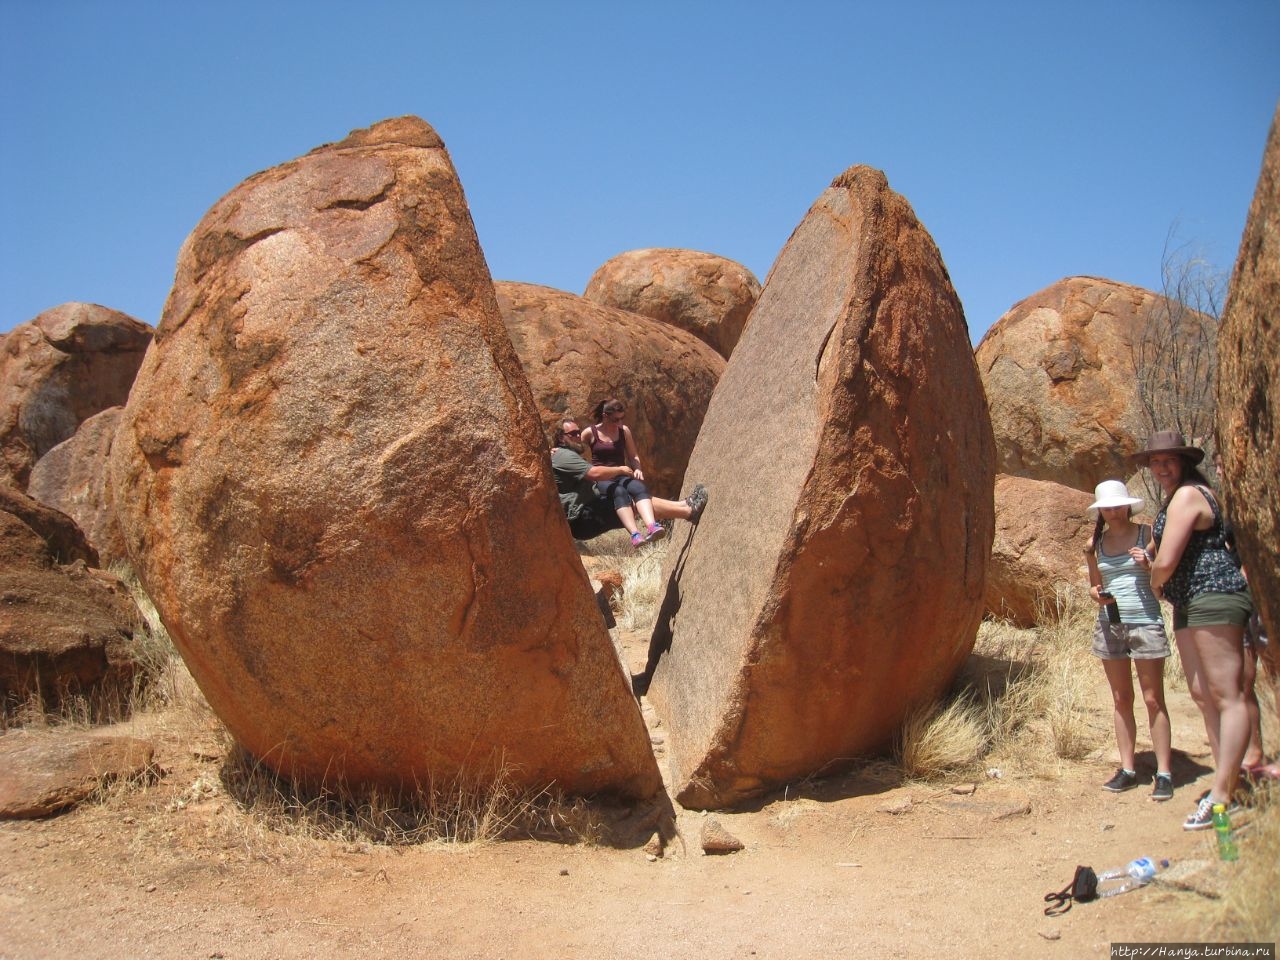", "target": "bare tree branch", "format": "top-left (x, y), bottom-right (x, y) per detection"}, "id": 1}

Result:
top-left (1129, 224), bottom-right (1224, 505)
